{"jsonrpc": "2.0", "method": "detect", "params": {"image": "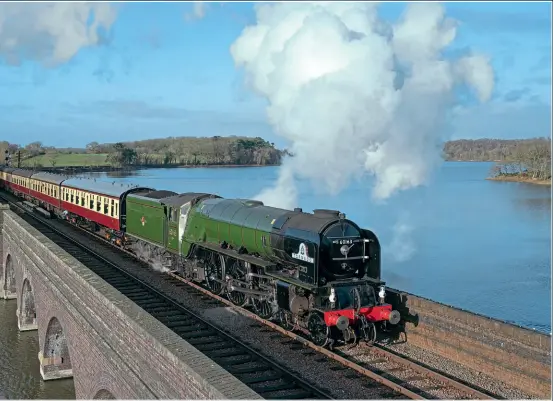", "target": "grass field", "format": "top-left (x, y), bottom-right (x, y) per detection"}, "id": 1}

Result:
top-left (21, 153), bottom-right (110, 167)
